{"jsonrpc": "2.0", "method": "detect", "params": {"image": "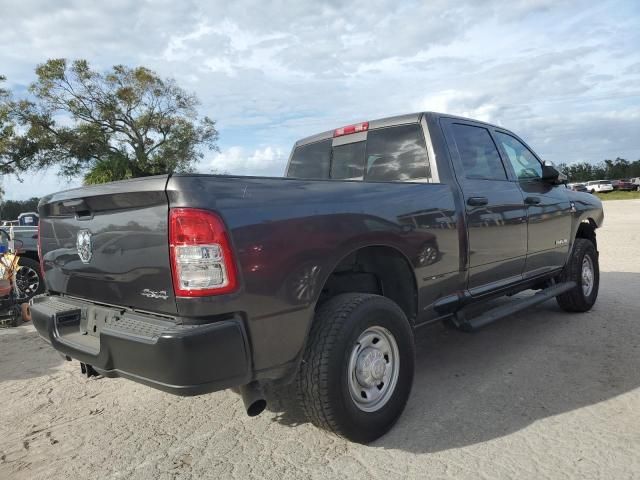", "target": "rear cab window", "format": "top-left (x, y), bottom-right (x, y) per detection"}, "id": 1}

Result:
top-left (287, 123), bottom-right (431, 183)
top-left (331, 141), bottom-right (366, 180)
top-left (287, 140), bottom-right (332, 179)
